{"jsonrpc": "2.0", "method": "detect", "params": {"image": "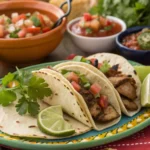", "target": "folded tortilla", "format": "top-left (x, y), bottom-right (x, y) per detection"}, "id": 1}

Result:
top-left (0, 71), bottom-right (91, 139)
top-left (52, 65), bottom-right (121, 130)
top-left (87, 53), bottom-right (141, 116)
